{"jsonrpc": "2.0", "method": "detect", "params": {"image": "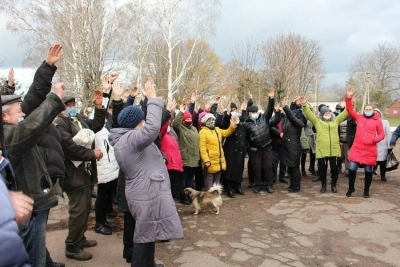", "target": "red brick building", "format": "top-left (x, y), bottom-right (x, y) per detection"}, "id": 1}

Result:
top-left (389, 100), bottom-right (400, 117)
